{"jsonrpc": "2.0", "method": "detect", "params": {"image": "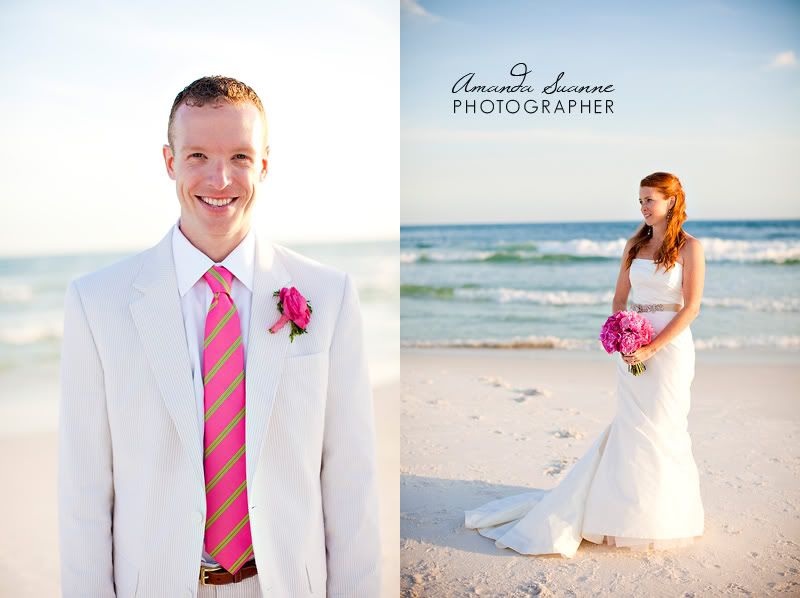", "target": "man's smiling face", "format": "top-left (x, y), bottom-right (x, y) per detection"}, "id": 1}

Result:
top-left (162, 100), bottom-right (268, 243)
